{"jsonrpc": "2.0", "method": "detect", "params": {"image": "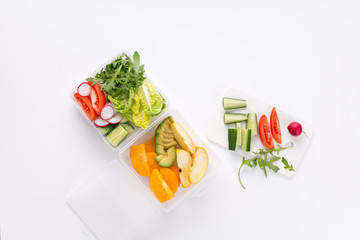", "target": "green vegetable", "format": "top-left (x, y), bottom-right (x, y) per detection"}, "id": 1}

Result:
top-left (238, 146), bottom-right (294, 189)
top-left (282, 157), bottom-right (295, 171)
top-left (87, 52), bottom-right (166, 129)
top-left (228, 129), bottom-right (237, 151)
